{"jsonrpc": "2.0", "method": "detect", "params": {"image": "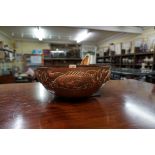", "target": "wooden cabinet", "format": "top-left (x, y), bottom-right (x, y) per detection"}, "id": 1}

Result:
top-left (0, 75), bottom-right (15, 84)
